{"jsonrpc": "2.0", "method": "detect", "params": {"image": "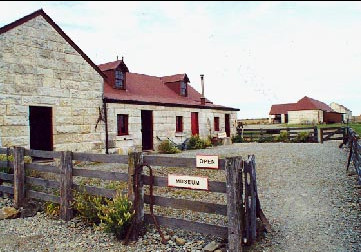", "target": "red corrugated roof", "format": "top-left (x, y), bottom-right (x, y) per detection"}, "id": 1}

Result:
top-left (103, 72), bottom-right (239, 111)
top-left (161, 74), bottom-right (187, 83)
top-left (270, 96), bottom-right (334, 115)
top-left (269, 103), bottom-right (297, 115)
top-left (290, 96), bottom-right (333, 112)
